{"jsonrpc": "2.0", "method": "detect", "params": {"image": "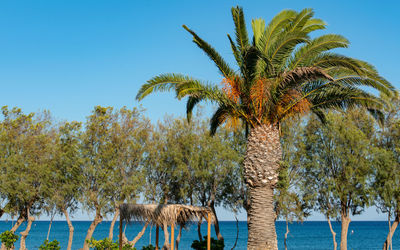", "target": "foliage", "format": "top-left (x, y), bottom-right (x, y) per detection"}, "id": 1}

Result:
top-left (136, 7), bottom-right (394, 134)
top-left (373, 96), bottom-right (400, 215)
top-left (39, 239), bottom-right (61, 250)
top-left (301, 109), bottom-right (376, 220)
top-left (191, 236), bottom-right (225, 250)
top-left (87, 238), bottom-right (135, 250)
top-left (0, 231), bottom-right (18, 249)
top-left (141, 245), bottom-right (156, 250)
top-left (276, 117), bottom-right (310, 222)
top-left (143, 111), bottom-right (245, 212)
